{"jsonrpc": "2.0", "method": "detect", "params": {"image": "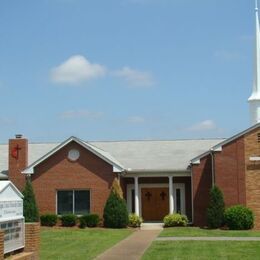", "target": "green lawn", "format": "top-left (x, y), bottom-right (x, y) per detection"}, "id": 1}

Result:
top-left (160, 227), bottom-right (260, 237)
top-left (40, 227), bottom-right (132, 260)
top-left (142, 241), bottom-right (260, 260)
